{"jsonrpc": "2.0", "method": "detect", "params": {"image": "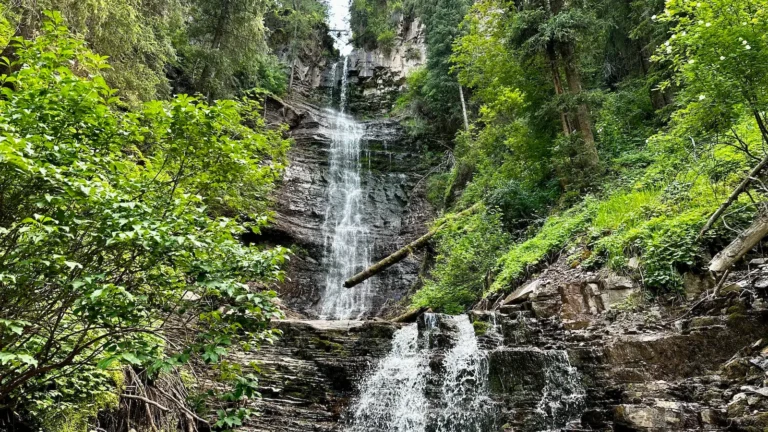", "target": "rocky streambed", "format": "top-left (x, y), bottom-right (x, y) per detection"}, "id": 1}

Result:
top-left (233, 263), bottom-right (768, 432)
